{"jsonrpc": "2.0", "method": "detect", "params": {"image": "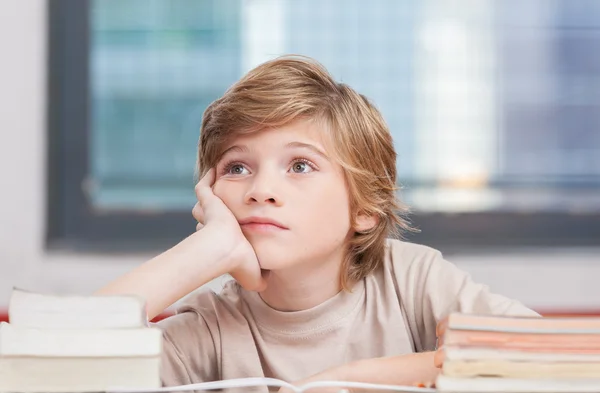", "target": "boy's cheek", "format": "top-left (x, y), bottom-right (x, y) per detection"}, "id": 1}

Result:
top-left (212, 182), bottom-right (241, 212)
top-left (211, 180), bottom-right (226, 198)
top-left (211, 184), bottom-right (230, 206)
